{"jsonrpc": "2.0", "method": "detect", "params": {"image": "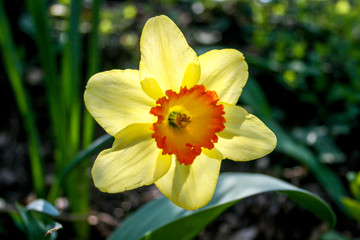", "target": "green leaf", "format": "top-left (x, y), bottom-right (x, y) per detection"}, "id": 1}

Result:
top-left (341, 197), bottom-right (360, 222)
top-left (108, 173), bottom-right (336, 240)
top-left (25, 199), bottom-right (60, 217)
top-left (0, 0), bottom-right (45, 198)
top-left (25, 0), bottom-right (67, 174)
top-left (47, 134), bottom-right (113, 202)
top-left (15, 203), bottom-right (46, 240)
